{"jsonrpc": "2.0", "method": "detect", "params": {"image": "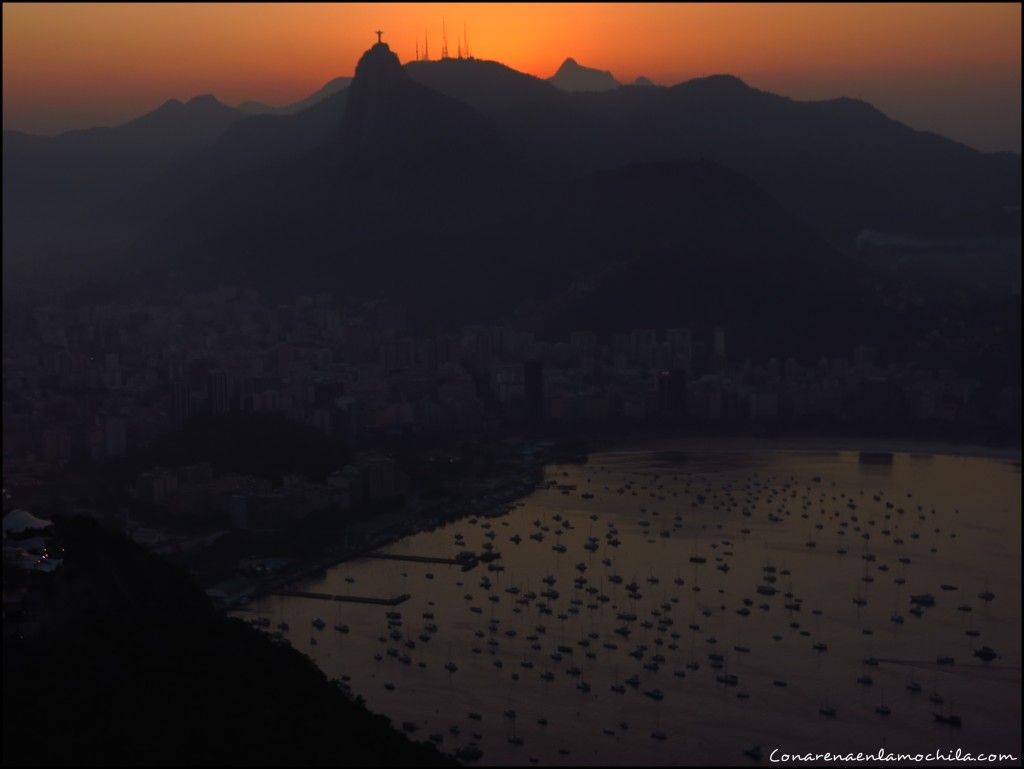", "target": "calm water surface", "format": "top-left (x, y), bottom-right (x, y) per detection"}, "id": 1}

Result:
top-left (239, 445), bottom-right (1021, 765)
